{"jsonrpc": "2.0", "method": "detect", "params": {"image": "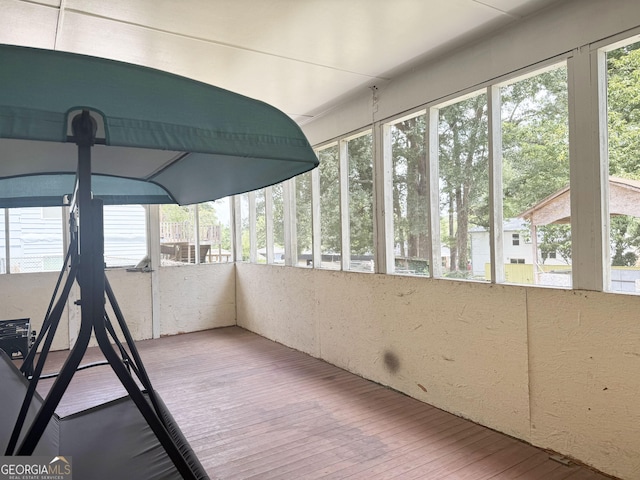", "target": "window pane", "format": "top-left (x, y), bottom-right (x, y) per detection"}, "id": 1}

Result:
top-left (272, 184), bottom-right (285, 265)
top-left (348, 132), bottom-right (374, 272)
top-left (104, 205), bottom-right (147, 267)
top-left (501, 65), bottom-right (570, 287)
top-left (8, 207), bottom-right (64, 273)
top-left (607, 40), bottom-right (640, 292)
top-left (0, 209), bottom-right (5, 274)
top-left (318, 145), bottom-right (341, 270)
top-left (204, 197), bottom-right (232, 263)
top-left (439, 93), bottom-right (489, 280)
top-left (295, 172), bottom-right (313, 267)
top-left (240, 193), bottom-right (250, 262)
top-left (199, 198), bottom-right (232, 263)
top-left (255, 189), bottom-right (266, 263)
top-left (160, 204), bottom-right (196, 265)
top-left (390, 115), bottom-right (429, 276)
